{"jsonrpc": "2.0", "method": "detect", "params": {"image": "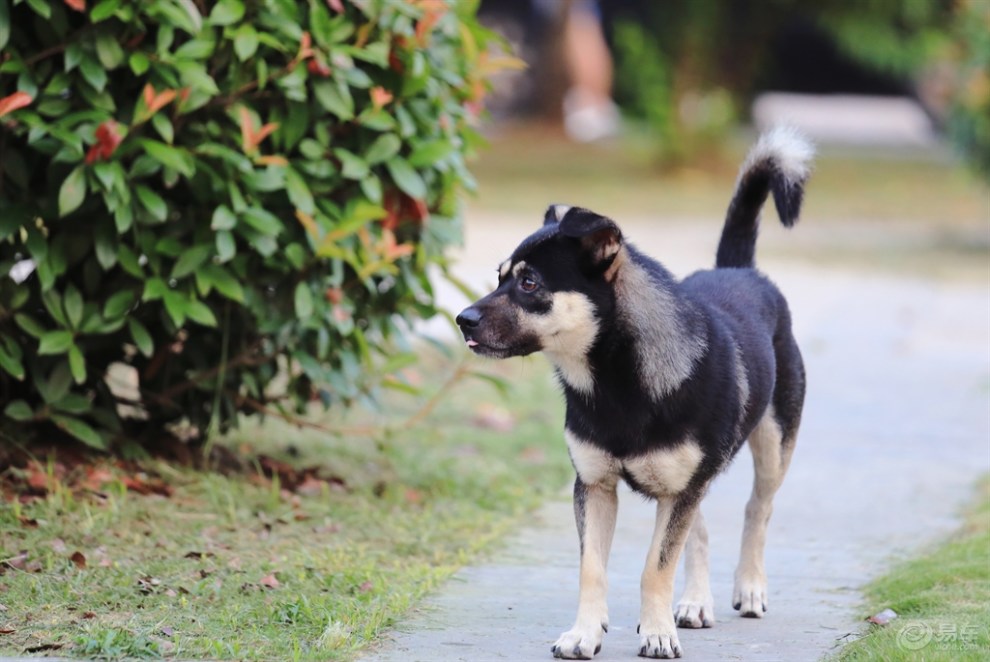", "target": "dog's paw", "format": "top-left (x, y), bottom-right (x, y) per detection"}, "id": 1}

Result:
top-left (674, 596), bottom-right (715, 629)
top-left (551, 621), bottom-right (607, 659)
top-left (732, 571), bottom-right (768, 618)
top-left (637, 627), bottom-right (682, 659)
